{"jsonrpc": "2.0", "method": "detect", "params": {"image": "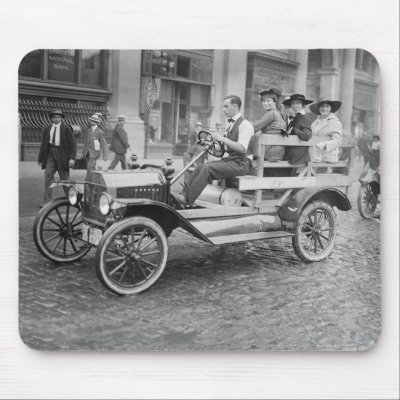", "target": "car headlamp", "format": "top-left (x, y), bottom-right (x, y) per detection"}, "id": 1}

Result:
top-left (68, 186), bottom-right (78, 205)
top-left (99, 193), bottom-right (113, 215)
